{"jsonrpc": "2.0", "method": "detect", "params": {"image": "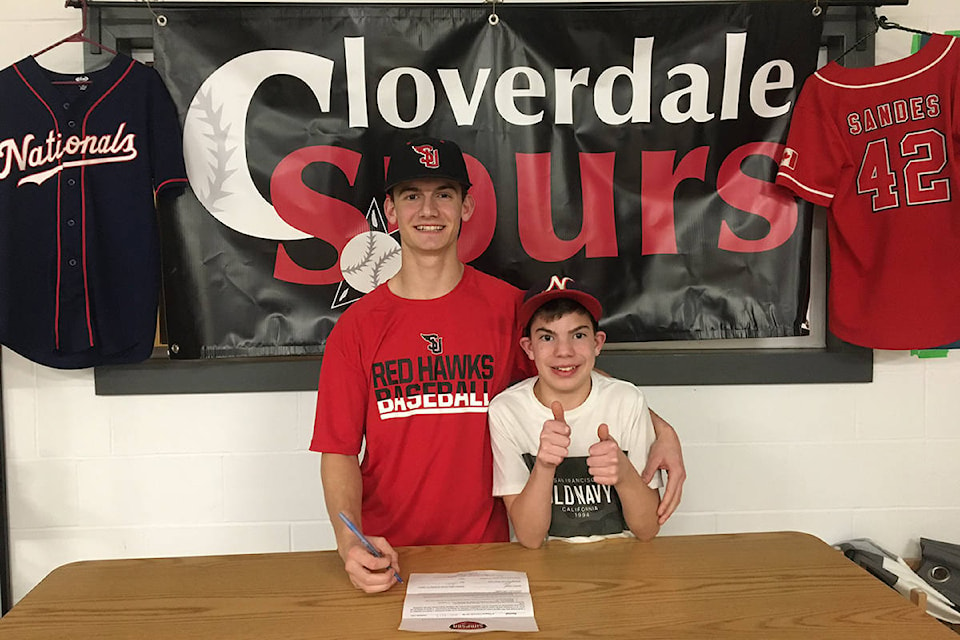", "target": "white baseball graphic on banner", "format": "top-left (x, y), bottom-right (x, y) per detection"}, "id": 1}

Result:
top-left (340, 231), bottom-right (402, 293)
